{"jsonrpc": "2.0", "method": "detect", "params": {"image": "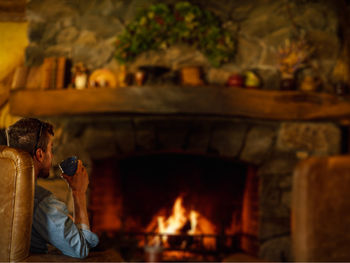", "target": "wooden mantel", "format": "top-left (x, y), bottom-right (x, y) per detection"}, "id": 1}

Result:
top-left (9, 85), bottom-right (350, 120)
